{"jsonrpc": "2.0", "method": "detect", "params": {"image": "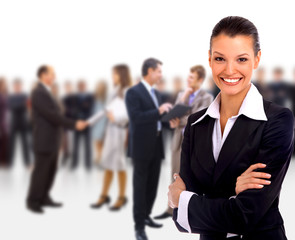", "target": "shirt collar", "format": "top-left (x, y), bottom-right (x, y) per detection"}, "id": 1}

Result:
top-left (192, 83), bottom-right (267, 126)
top-left (141, 79), bottom-right (153, 93)
top-left (40, 82), bottom-right (52, 93)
